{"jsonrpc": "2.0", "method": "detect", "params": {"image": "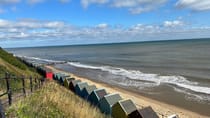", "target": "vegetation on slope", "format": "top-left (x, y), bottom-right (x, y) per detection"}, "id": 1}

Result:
top-left (0, 48), bottom-right (27, 70)
top-left (6, 81), bottom-right (107, 118)
top-left (0, 48), bottom-right (41, 93)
